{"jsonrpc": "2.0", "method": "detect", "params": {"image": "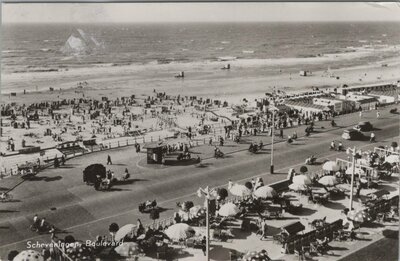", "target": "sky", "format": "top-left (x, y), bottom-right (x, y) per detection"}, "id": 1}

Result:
top-left (2, 2), bottom-right (400, 23)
